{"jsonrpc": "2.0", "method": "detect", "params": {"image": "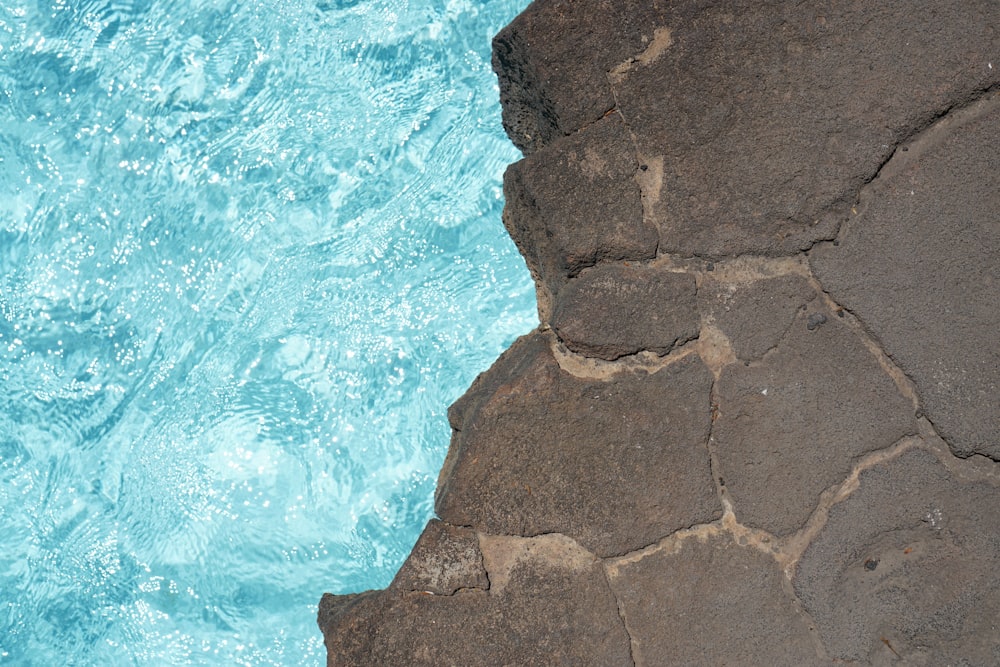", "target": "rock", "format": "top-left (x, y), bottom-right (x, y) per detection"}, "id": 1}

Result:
top-left (609, 0), bottom-right (999, 257)
top-left (794, 446), bottom-right (1000, 663)
top-left (319, 533), bottom-right (631, 666)
top-left (492, 0), bottom-right (670, 153)
top-left (436, 332), bottom-right (721, 557)
top-left (713, 308), bottom-right (915, 535)
top-left (699, 274), bottom-right (816, 361)
top-left (607, 530), bottom-right (825, 665)
top-left (388, 519), bottom-right (487, 595)
top-left (502, 114), bottom-right (656, 298)
top-left (319, 2), bottom-right (1000, 662)
top-left (811, 96), bottom-right (1000, 460)
top-left (551, 264), bottom-right (699, 360)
